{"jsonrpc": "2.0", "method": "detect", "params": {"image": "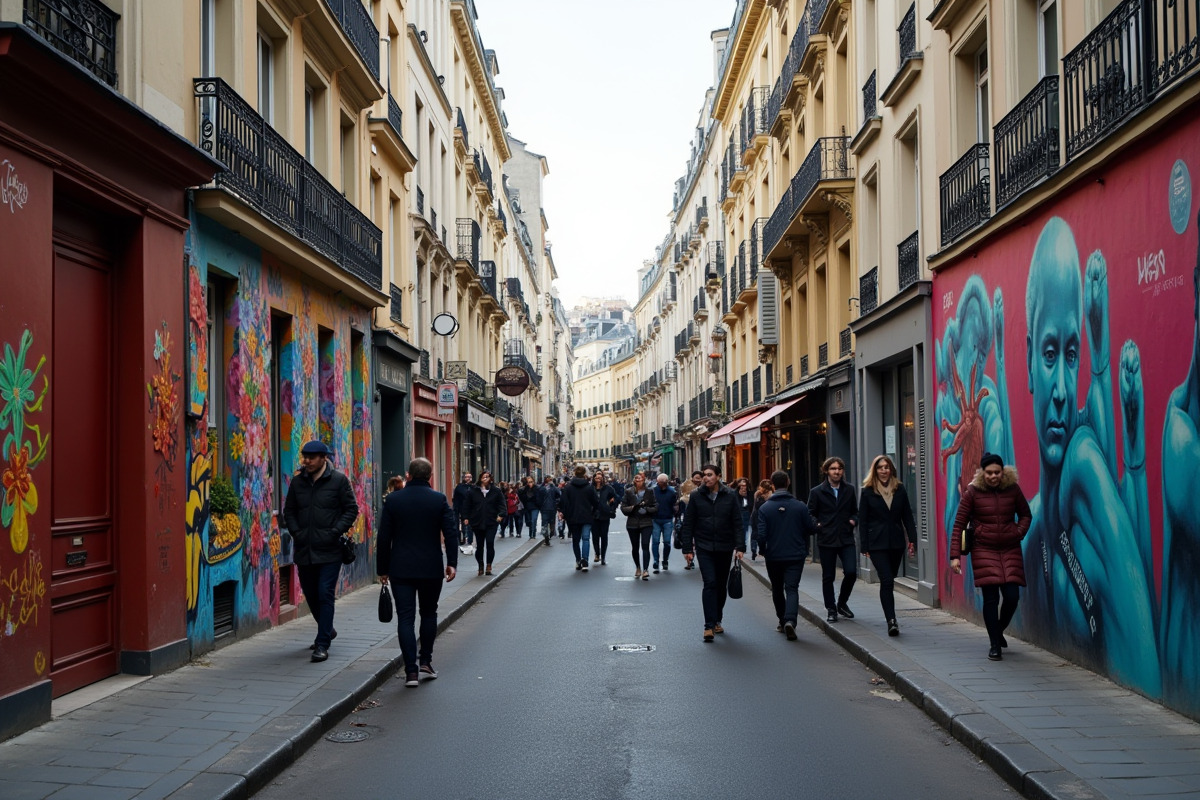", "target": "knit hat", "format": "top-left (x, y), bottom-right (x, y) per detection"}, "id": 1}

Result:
top-left (980, 452), bottom-right (1004, 470)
